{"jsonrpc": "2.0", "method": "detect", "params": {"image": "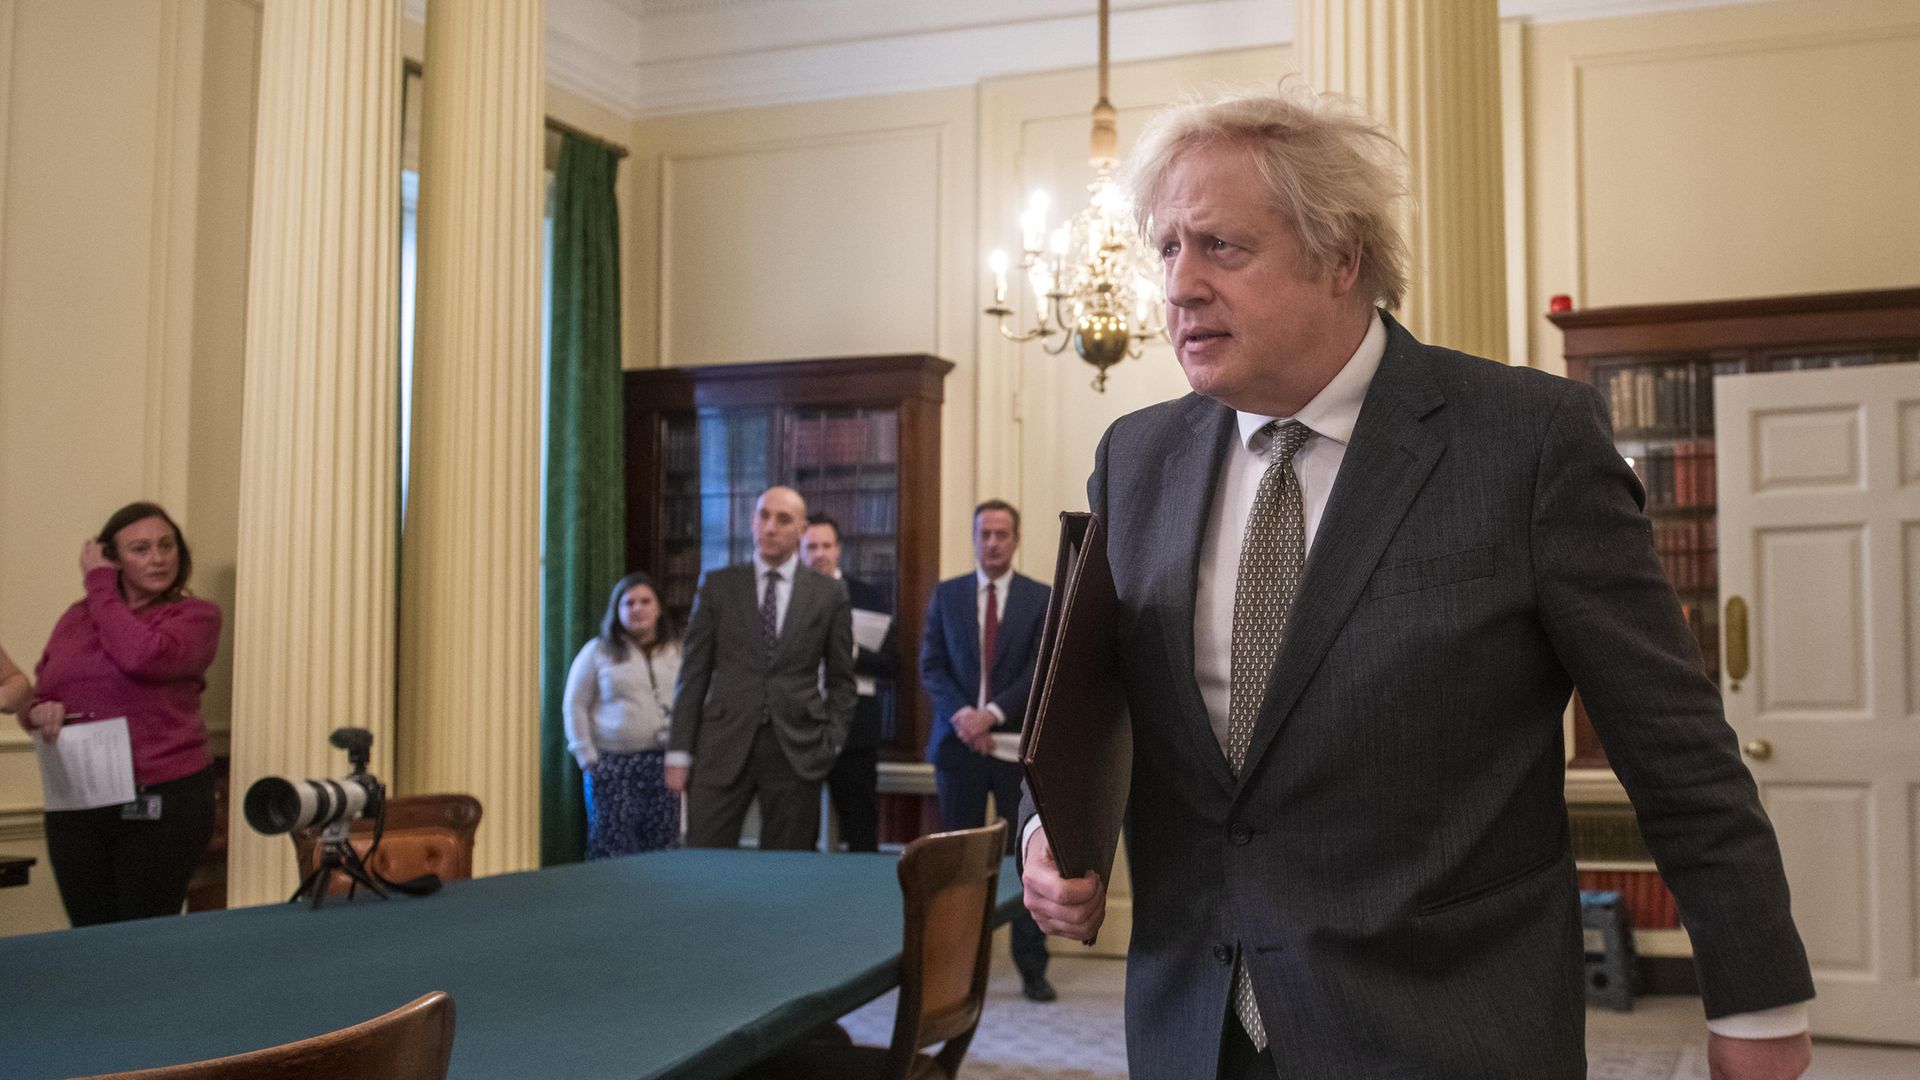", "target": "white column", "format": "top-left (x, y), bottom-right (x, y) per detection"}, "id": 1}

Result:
top-left (1298, 0), bottom-right (1507, 359)
top-left (228, 0), bottom-right (402, 907)
top-left (398, 0), bottom-right (544, 876)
